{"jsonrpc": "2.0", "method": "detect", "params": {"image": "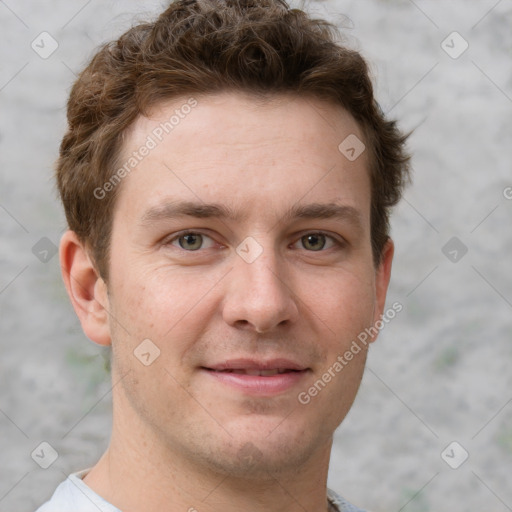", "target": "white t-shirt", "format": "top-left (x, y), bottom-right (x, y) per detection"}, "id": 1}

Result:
top-left (35, 469), bottom-right (367, 512)
top-left (35, 470), bottom-right (120, 512)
